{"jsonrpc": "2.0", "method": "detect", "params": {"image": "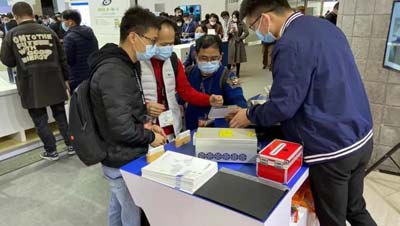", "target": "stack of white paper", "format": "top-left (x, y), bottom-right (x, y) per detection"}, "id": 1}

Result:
top-left (142, 151), bottom-right (218, 194)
